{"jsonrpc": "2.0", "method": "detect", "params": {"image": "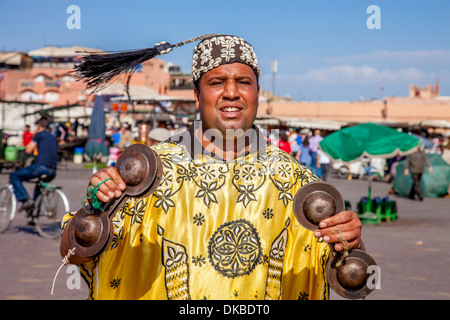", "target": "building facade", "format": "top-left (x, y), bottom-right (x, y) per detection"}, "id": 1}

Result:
top-left (0, 46), bottom-right (193, 107)
top-left (1, 46), bottom-right (449, 135)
